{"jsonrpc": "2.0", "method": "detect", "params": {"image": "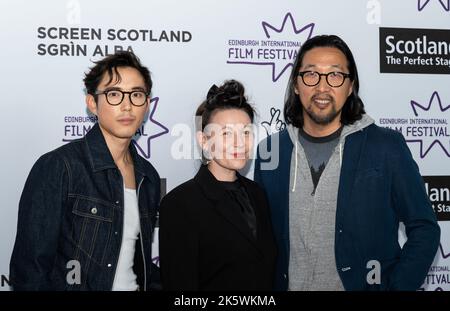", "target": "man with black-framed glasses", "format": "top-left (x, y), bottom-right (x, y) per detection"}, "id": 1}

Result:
top-left (254, 35), bottom-right (440, 291)
top-left (10, 51), bottom-right (161, 291)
